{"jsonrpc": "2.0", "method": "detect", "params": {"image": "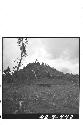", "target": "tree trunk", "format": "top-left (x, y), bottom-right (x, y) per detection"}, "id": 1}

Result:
top-left (17, 55), bottom-right (22, 71)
